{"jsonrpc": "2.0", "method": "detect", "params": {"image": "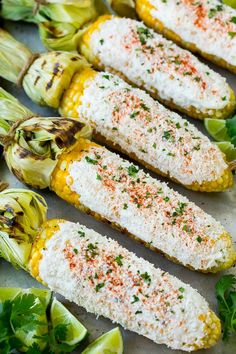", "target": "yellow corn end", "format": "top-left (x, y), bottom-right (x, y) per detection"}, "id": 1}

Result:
top-left (188, 165), bottom-right (234, 192)
top-left (195, 311), bottom-right (221, 350)
top-left (136, 0), bottom-right (236, 75)
top-left (50, 139), bottom-right (99, 209)
top-left (29, 219), bottom-right (64, 283)
top-left (60, 68), bottom-right (97, 119)
top-left (79, 15), bottom-right (113, 66)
